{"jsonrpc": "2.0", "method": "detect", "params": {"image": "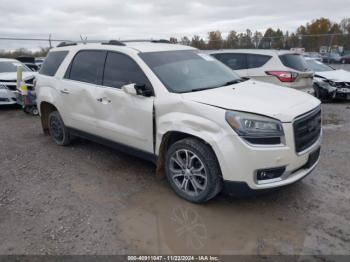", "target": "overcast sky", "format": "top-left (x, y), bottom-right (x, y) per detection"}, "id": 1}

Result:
top-left (0, 0), bottom-right (349, 50)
